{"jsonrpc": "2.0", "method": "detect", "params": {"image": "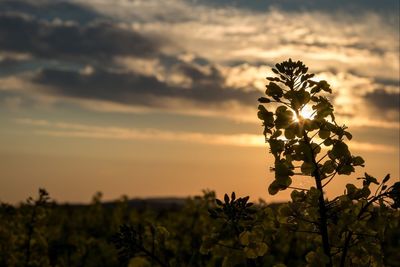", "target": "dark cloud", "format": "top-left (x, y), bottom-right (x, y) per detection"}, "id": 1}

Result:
top-left (199, 0), bottom-right (399, 15)
top-left (364, 89), bottom-right (400, 110)
top-left (0, 58), bottom-right (39, 77)
top-left (374, 77), bottom-right (400, 87)
top-left (31, 66), bottom-right (260, 108)
top-left (0, 0), bottom-right (101, 24)
top-left (0, 13), bottom-right (161, 63)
